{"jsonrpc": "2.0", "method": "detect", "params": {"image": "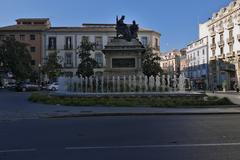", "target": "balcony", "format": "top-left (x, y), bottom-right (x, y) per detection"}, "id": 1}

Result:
top-left (218, 40), bottom-right (224, 47)
top-left (64, 45), bottom-right (73, 50)
top-left (237, 50), bottom-right (240, 56)
top-left (218, 54), bottom-right (225, 60)
top-left (238, 19), bottom-right (240, 25)
top-left (210, 31), bottom-right (216, 37)
top-left (227, 37), bottom-right (234, 44)
top-left (238, 34), bottom-right (240, 41)
top-left (210, 43), bottom-right (216, 50)
top-left (220, 63), bottom-right (236, 72)
top-left (227, 22), bottom-right (234, 29)
top-left (210, 56), bottom-right (217, 61)
top-left (64, 63), bottom-right (73, 68)
top-left (226, 52), bottom-right (235, 58)
top-left (218, 27), bottom-right (224, 33)
top-left (48, 45), bottom-right (56, 50)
